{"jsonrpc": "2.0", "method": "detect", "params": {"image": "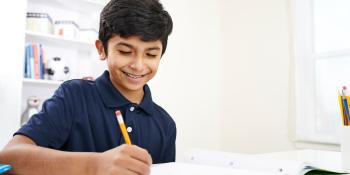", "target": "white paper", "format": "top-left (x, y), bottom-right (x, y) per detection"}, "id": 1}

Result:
top-left (151, 162), bottom-right (277, 175)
